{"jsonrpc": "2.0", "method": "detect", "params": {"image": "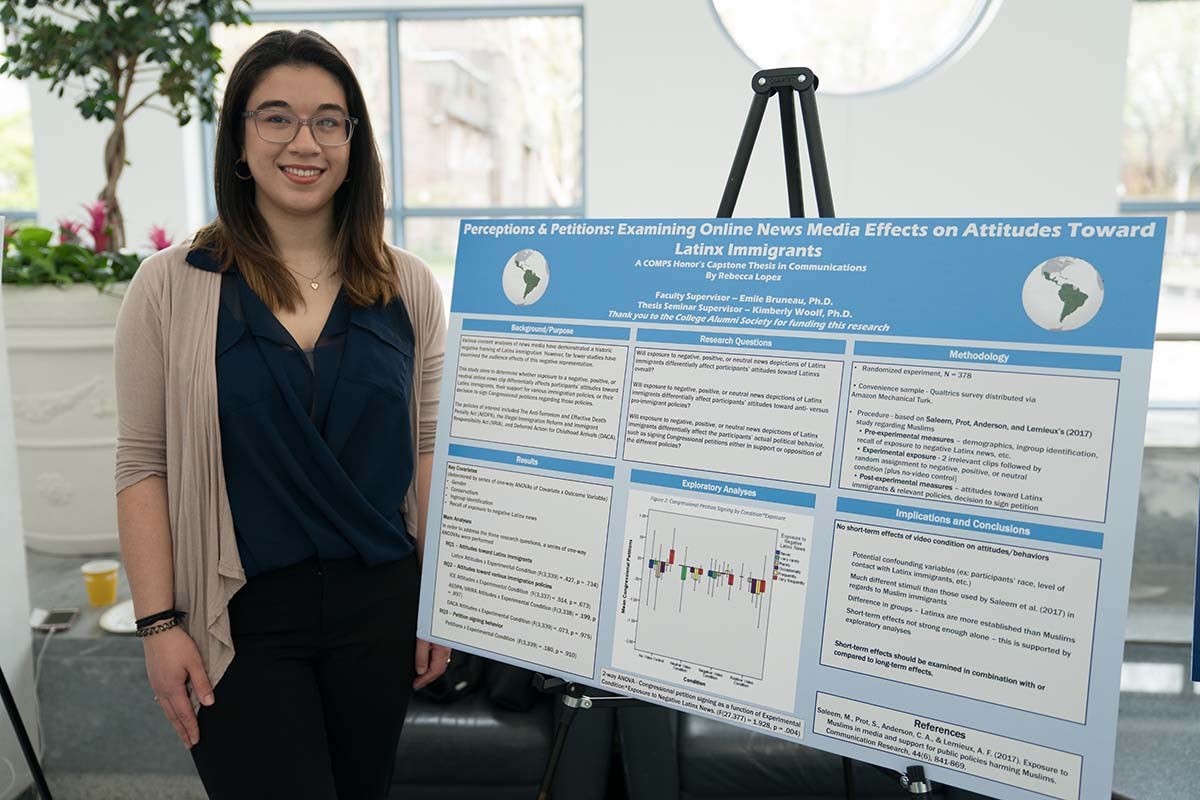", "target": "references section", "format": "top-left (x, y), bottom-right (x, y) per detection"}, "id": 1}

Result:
top-left (814, 693), bottom-right (1082, 800)
top-left (431, 462), bottom-right (610, 677)
top-left (839, 363), bottom-right (1118, 521)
